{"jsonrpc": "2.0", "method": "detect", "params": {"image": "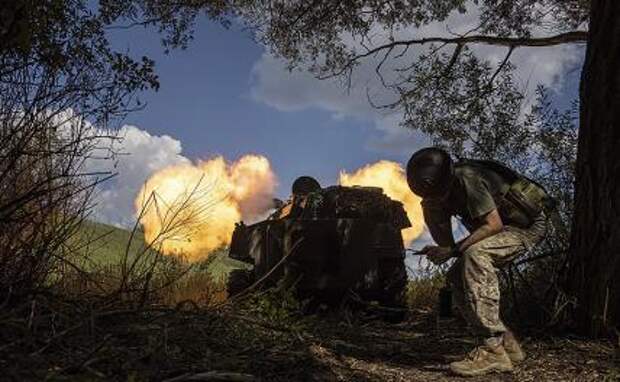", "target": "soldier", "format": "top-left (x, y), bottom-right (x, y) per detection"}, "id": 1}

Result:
top-left (291, 176), bottom-right (321, 201)
top-left (270, 176), bottom-right (321, 219)
top-left (406, 147), bottom-right (553, 377)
